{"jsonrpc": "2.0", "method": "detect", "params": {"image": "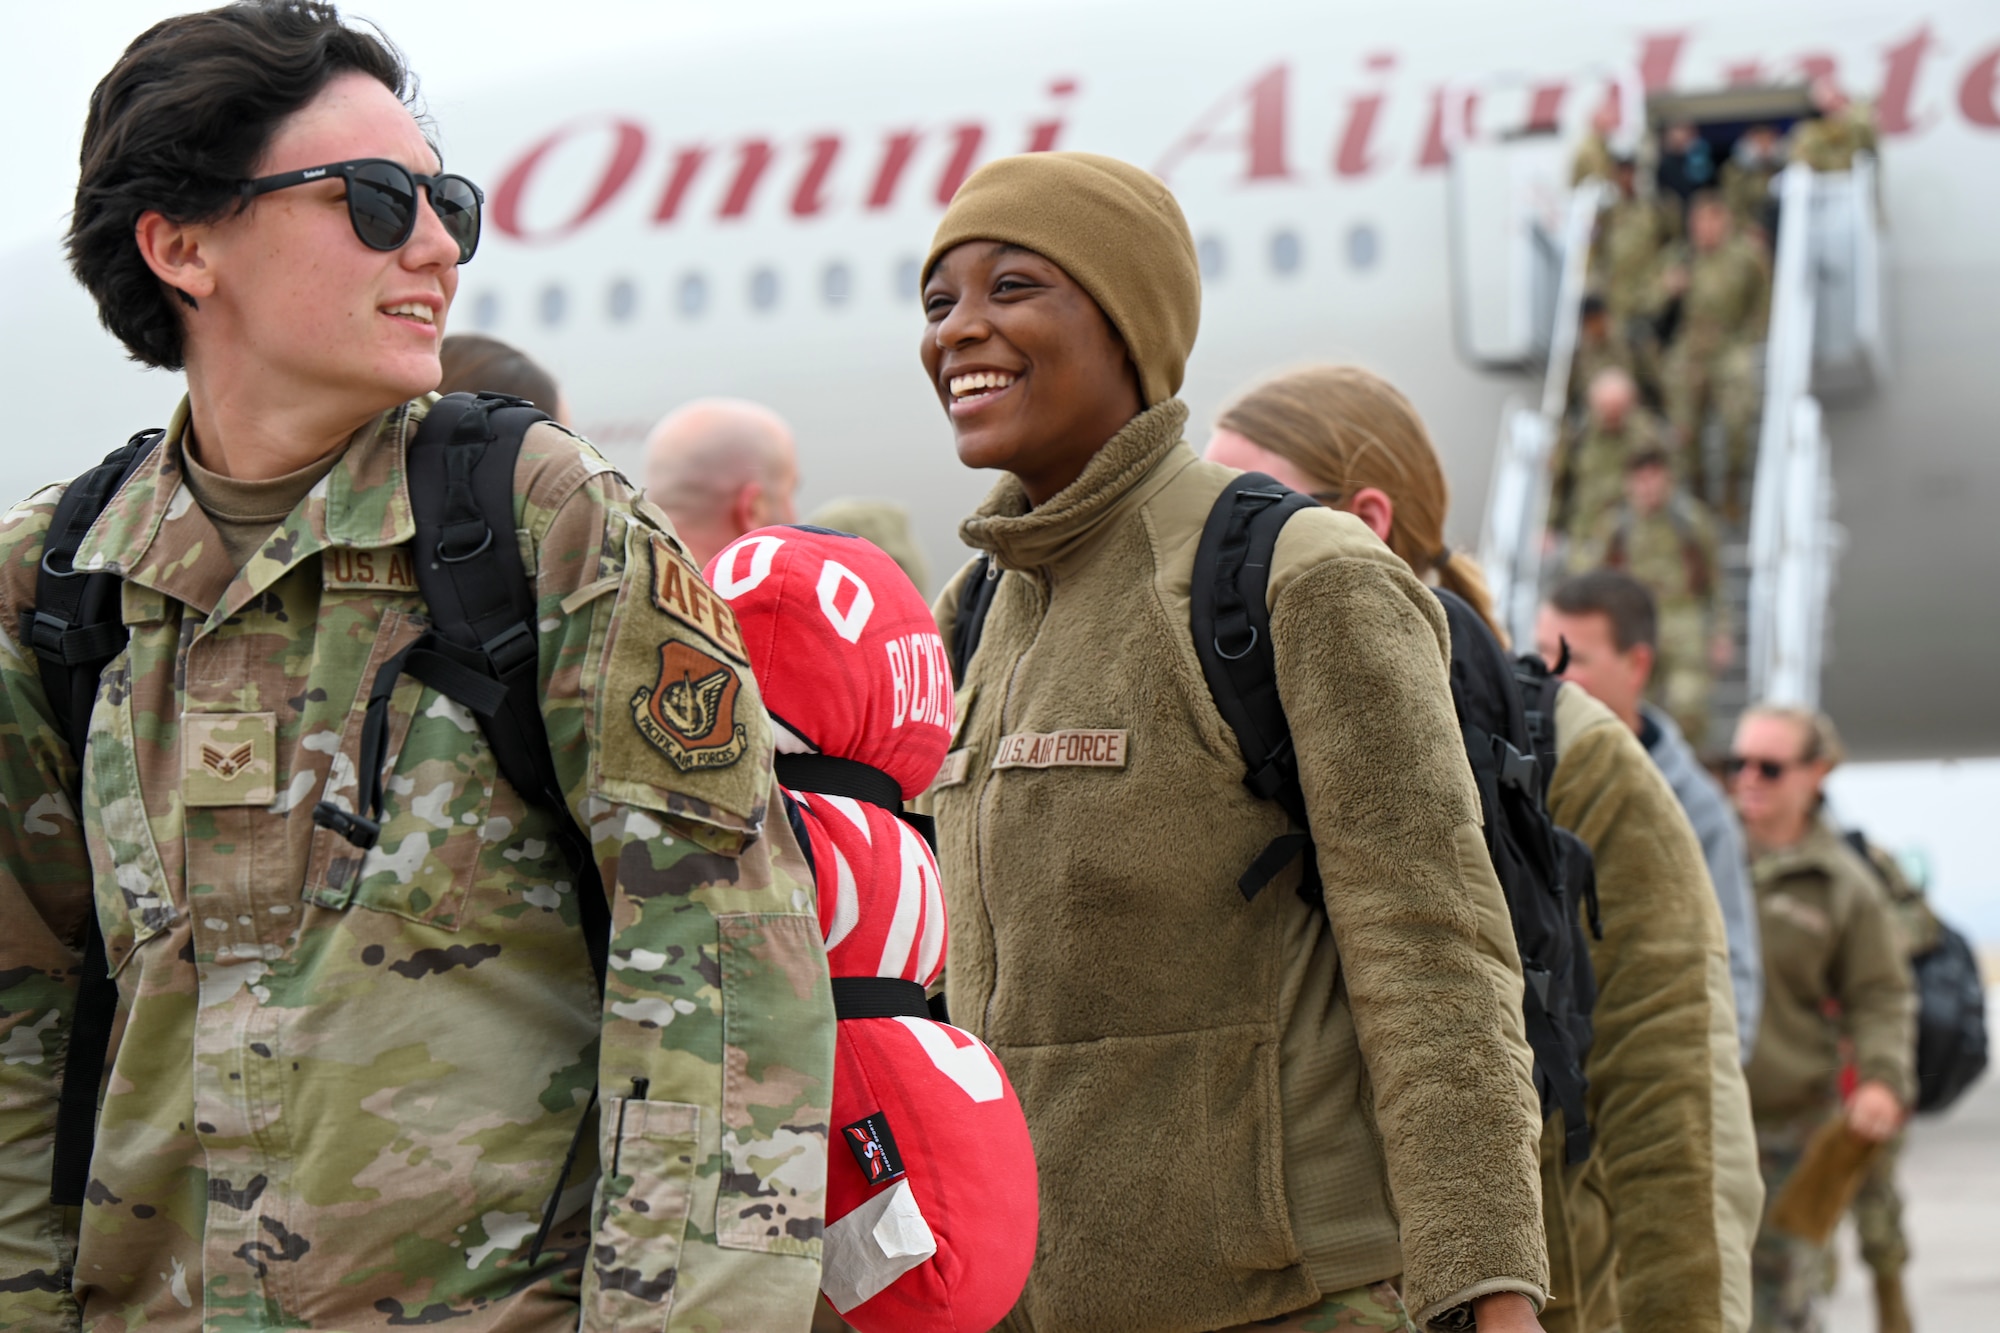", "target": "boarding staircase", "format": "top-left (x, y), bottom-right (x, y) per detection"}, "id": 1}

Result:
top-left (1469, 155), bottom-right (1886, 752)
